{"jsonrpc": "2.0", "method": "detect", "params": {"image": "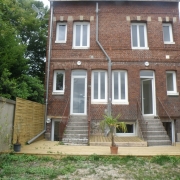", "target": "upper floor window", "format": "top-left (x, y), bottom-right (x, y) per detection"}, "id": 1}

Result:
top-left (73, 22), bottom-right (90, 49)
top-left (131, 23), bottom-right (148, 49)
top-left (91, 70), bottom-right (107, 103)
top-left (112, 71), bottom-right (128, 104)
top-left (53, 70), bottom-right (65, 95)
top-left (166, 71), bottom-right (179, 96)
top-left (163, 23), bottom-right (174, 44)
top-left (55, 23), bottom-right (67, 43)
